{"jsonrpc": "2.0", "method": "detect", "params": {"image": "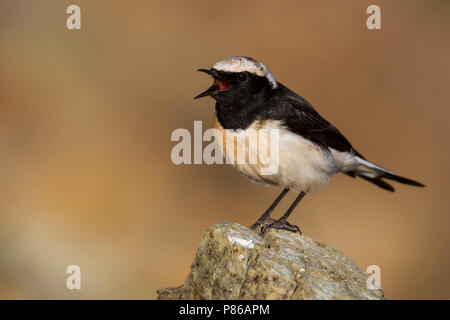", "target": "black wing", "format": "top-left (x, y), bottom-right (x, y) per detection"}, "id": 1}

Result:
top-left (266, 83), bottom-right (363, 158)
